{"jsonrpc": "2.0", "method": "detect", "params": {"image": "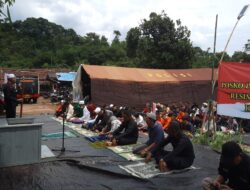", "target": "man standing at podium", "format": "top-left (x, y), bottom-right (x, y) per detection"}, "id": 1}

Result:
top-left (3, 74), bottom-right (18, 118)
